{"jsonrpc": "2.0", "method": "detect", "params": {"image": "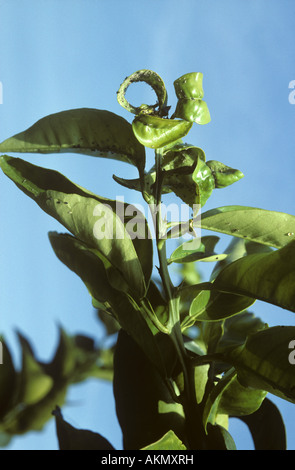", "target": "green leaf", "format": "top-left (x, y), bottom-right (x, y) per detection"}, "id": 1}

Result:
top-left (195, 206), bottom-right (295, 249)
top-left (202, 368), bottom-right (237, 431)
top-left (206, 160), bottom-right (244, 188)
top-left (227, 326), bottom-right (295, 403)
top-left (173, 73), bottom-right (211, 125)
top-left (48, 232), bottom-right (167, 376)
top-left (0, 108), bottom-right (146, 175)
top-left (113, 330), bottom-right (186, 450)
top-left (117, 69), bottom-right (168, 117)
top-left (113, 143), bottom-right (207, 205)
top-left (236, 398), bottom-right (286, 450)
top-left (217, 376), bottom-right (267, 417)
top-left (53, 406), bottom-right (115, 450)
top-left (160, 145), bottom-right (214, 208)
top-left (141, 430), bottom-right (187, 450)
top-left (0, 155), bottom-right (148, 298)
top-left (174, 72), bottom-right (205, 99)
top-left (180, 286), bottom-right (254, 326)
top-left (168, 236), bottom-right (227, 264)
top-left (212, 239), bottom-right (295, 312)
top-left (173, 99), bottom-right (211, 125)
top-left (132, 114), bottom-right (192, 149)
